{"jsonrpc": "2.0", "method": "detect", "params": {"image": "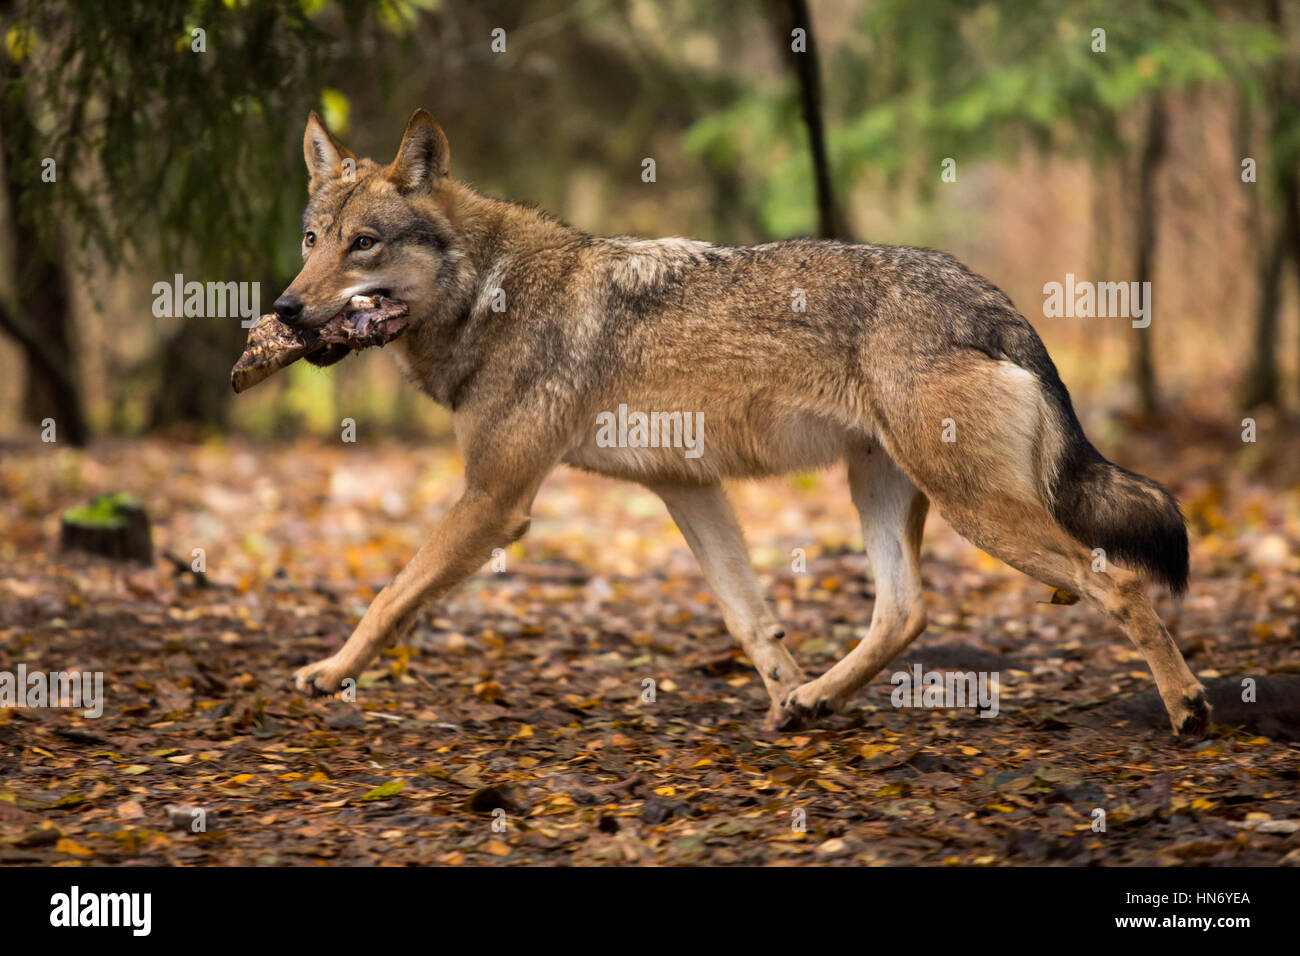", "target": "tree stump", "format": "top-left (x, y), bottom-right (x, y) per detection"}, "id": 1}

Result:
top-left (60, 493), bottom-right (153, 563)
